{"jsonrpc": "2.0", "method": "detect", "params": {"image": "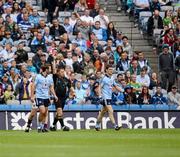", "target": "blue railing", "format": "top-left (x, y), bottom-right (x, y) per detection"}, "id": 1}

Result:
top-left (0, 104), bottom-right (178, 111)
